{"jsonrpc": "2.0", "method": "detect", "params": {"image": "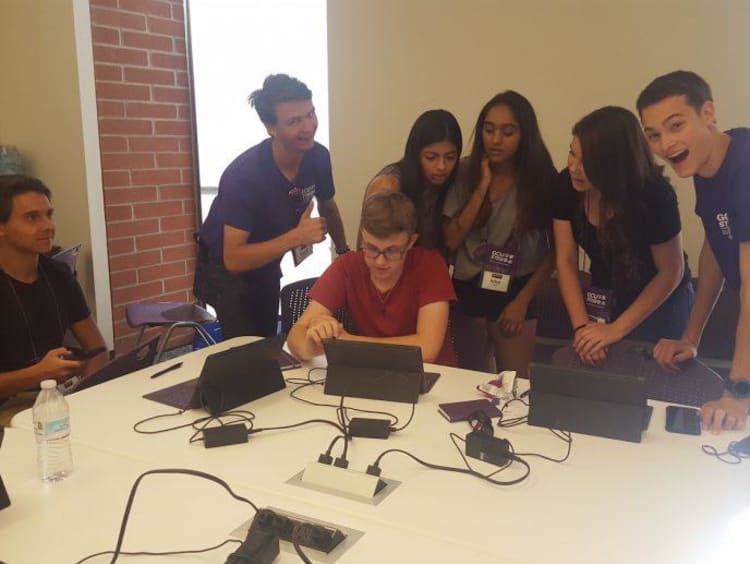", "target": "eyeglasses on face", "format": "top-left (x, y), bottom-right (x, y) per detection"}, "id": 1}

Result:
top-left (360, 243), bottom-right (408, 261)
